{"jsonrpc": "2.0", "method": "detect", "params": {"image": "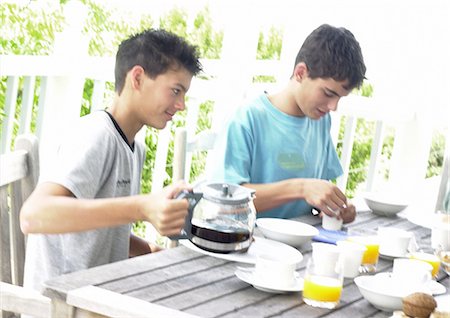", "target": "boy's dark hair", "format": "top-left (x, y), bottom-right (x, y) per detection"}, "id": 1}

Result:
top-left (115, 29), bottom-right (202, 93)
top-left (294, 24), bottom-right (366, 89)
